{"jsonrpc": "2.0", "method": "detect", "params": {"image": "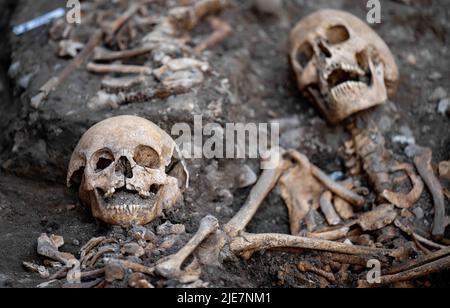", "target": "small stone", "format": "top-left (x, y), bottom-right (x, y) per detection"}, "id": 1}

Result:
top-left (128, 273), bottom-right (154, 288)
top-left (0, 274), bottom-right (11, 288)
top-left (128, 227), bottom-right (155, 242)
top-left (72, 239), bottom-right (80, 246)
top-left (428, 72), bottom-right (442, 81)
top-left (19, 73), bottom-right (34, 89)
top-left (412, 207), bottom-right (424, 220)
top-left (8, 62), bottom-right (21, 78)
top-left (156, 221), bottom-right (186, 236)
top-left (121, 242), bottom-right (145, 258)
top-left (237, 165), bottom-right (258, 188)
top-left (104, 262), bottom-right (125, 283)
top-left (438, 98), bottom-right (450, 116)
top-left (439, 161), bottom-right (450, 180)
top-left (428, 87), bottom-right (447, 102)
top-left (216, 189), bottom-right (234, 207)
top-left (254, 0), bottom-right (283, 15)
top-left (392, 135), bottom-right (415, 145)
top-left (405, 53), bottom-right (416, 65)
